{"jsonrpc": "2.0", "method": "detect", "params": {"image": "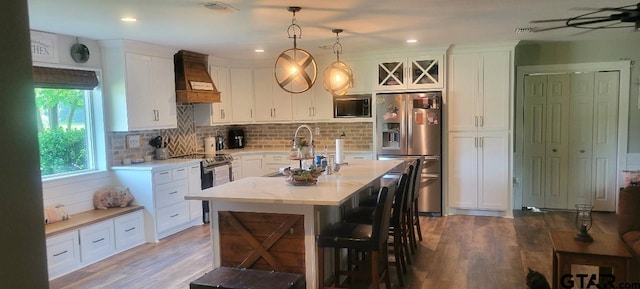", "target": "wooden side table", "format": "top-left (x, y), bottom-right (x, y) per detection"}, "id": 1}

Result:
top-left (549, 230), bottom-right (633, 289)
